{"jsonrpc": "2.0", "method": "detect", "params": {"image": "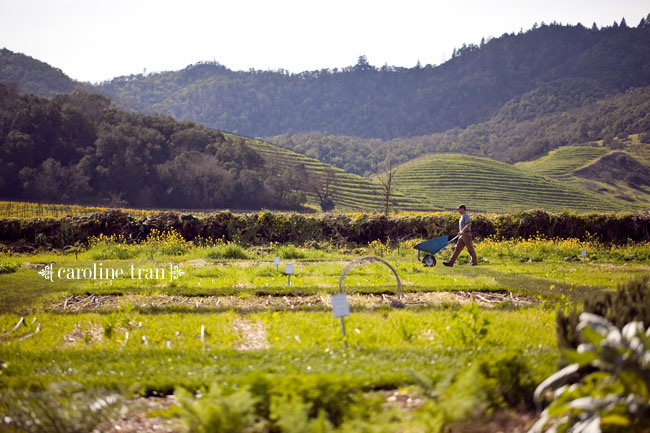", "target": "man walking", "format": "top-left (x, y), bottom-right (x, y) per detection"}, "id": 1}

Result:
top-left (443, 205), bottom-right (478, 267)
